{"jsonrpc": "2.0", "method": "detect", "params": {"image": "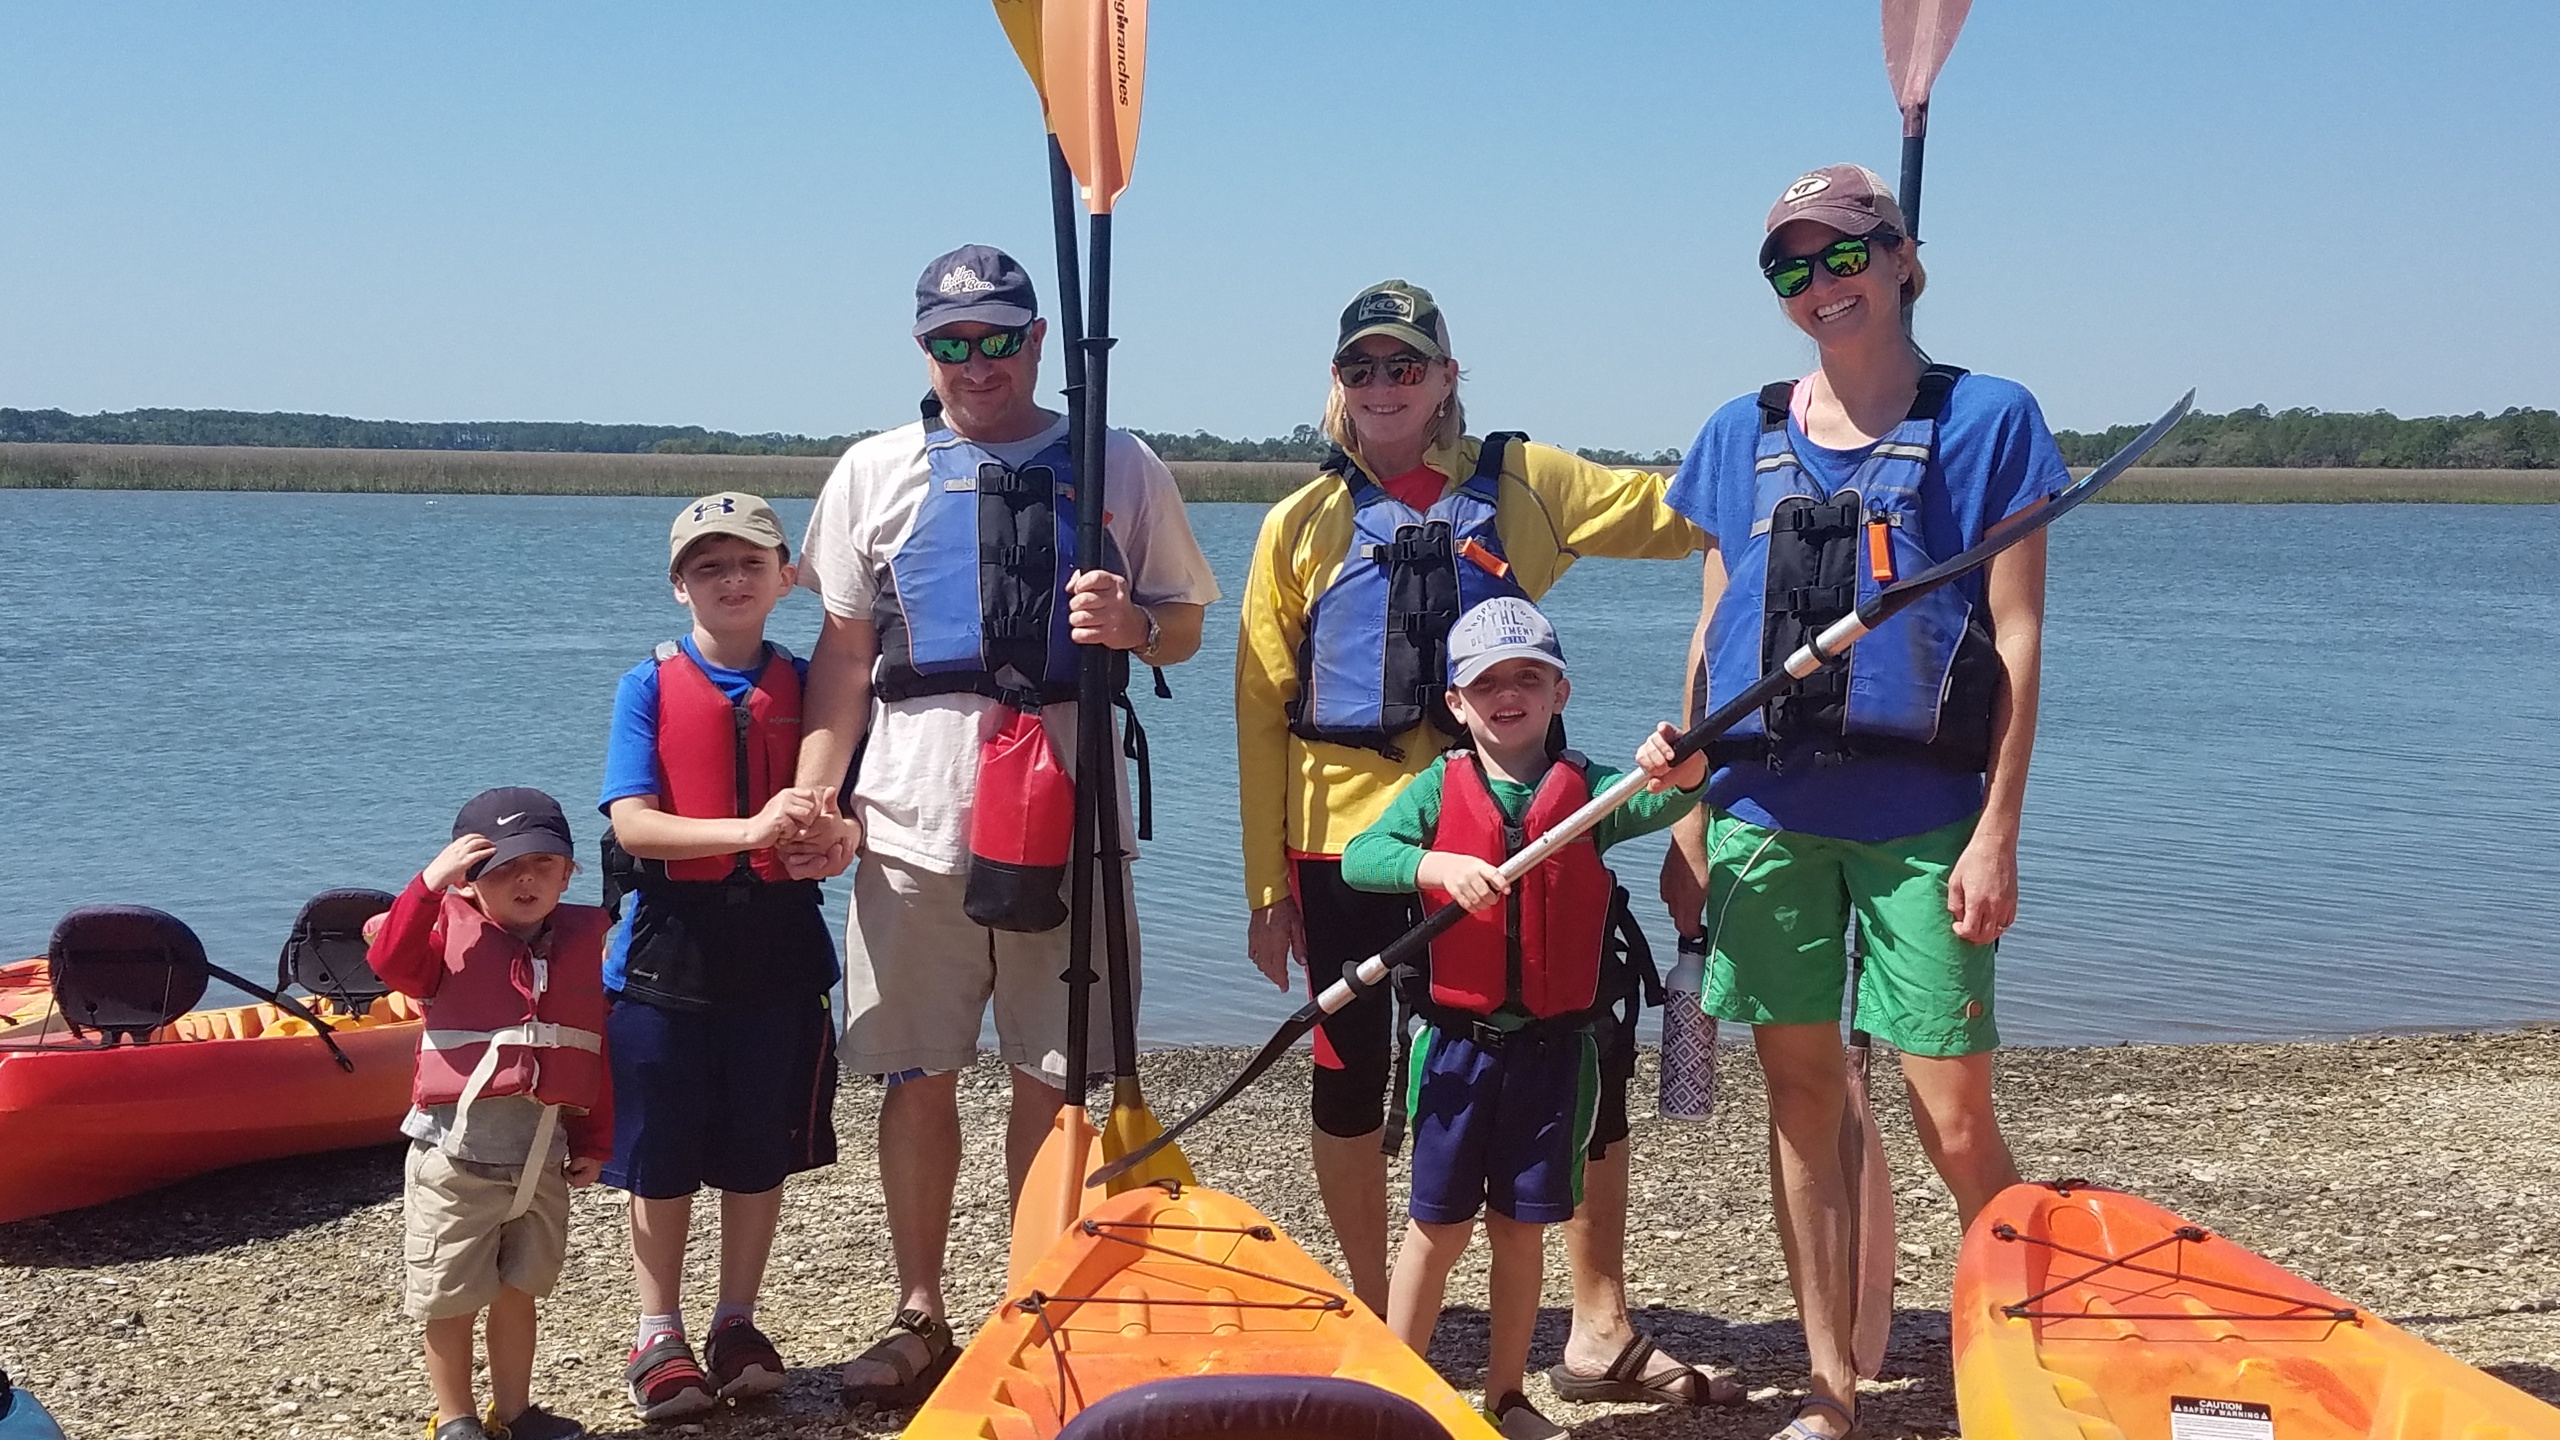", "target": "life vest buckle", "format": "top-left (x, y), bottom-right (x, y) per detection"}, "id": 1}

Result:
top-left (1469, 1019), bottom-right (1510, 1051)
